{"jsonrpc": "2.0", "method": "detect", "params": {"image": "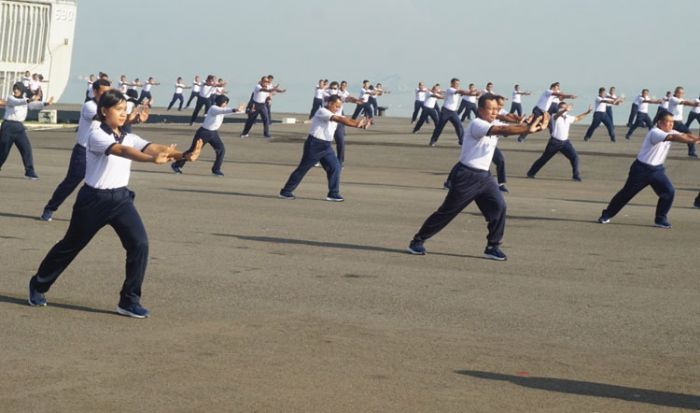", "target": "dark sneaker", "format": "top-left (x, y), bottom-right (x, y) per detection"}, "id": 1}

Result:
top-left (25, 171), bottom-right (39, 180)
top-left (597, 214), bottom-right (611, 224)
top-left (171, 164), bottom-right (183, 174)
top-left (407, 239), bottom-right (426, 255)
top-left (116, 303), bottom-right (150, 319)
top-left (694, 198), bottom-right (700, 209)
top-left (28, 281), bottom-right (47, 306)
top-left (484, 245), bottom-right (507, 261)
top-left (689, 153), bottom-right (698, 158)
top-left (654, 218), bottom-right (672, 229)
top-left (278, 191), bottom-right (295, 200)
top-left (498, 184), bottom-right (509, 193)
top-left (526, 173), bottom-right (535, 179)
top-left (572, 176), bottom-right (582, 182)
top-left (212, 171), bottom-right (224, 177)
top-left (326, 194), bottom-right (344, 202)
top-left (40, 208), bottom-right (53, 221)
